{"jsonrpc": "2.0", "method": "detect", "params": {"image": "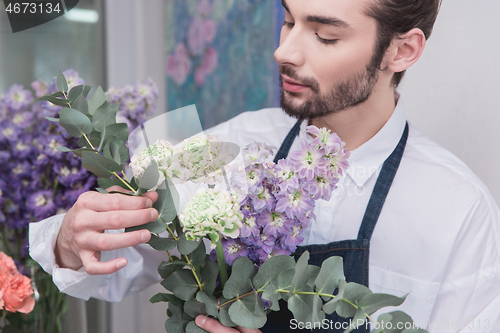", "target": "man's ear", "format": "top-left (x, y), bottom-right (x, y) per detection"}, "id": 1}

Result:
top-left (384, 28), bottom-right (426, 73)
